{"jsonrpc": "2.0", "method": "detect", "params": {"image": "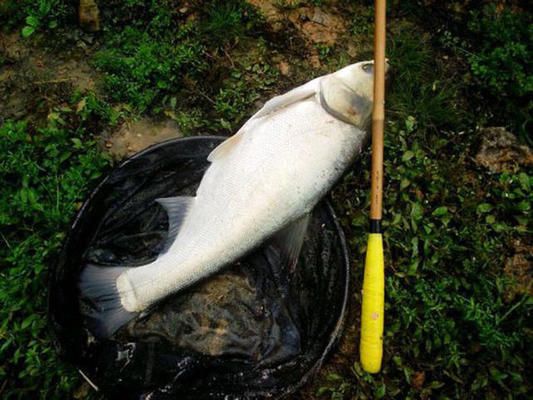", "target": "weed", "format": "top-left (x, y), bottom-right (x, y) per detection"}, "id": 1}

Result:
top-left (93, 0), bottom-right (265, 115)
top-left (94, 25), bottom-right (206, 113)
top-left (0, 102), bottom-right (111, 397)
top-left (273, 0), bottom-right (303, 11)
top-left (466, 4), bottom-right (532, 144)
top-left (324, 12), bottom-right (532, 400)
top-left (201, 0), bottom-right (260, 47)
top-left (350, 6), bottom-right (374, 37)
top-left (316, 373), bottom-right (353, 400)
top-left (386, 22), bottom-right (467, 135)
top-left (0, 0), bottom-right (73, 36)
top-left (211, 41), bottom-right (279, 132)
top-left (467, 5), bottom-right (532, 99)
top-left (316, 44), bottom-right (333, 61)
top-left (164, 108), bottom-right (205, 136)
